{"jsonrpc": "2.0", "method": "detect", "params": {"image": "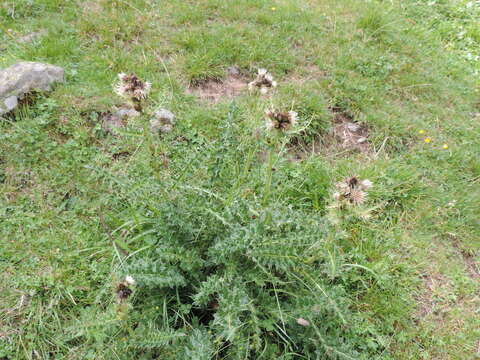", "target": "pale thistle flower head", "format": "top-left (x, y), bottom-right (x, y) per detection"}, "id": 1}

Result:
top-left (125, 275), bottom-right (136, 286)
top-left (265, 116), bottom-right (276, 131)
top-left (288, 111), bottom-right (298, 127)
top-left (334, 176), bottom-right (373, 205)
top-left (350, 189), bottom-right (366, 205)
